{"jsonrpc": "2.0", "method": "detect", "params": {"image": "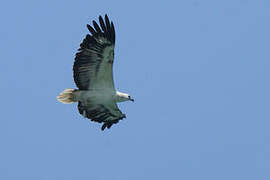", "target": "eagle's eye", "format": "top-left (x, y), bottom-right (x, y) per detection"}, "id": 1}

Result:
top-left (128, 95), bottom-right (131, 99)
